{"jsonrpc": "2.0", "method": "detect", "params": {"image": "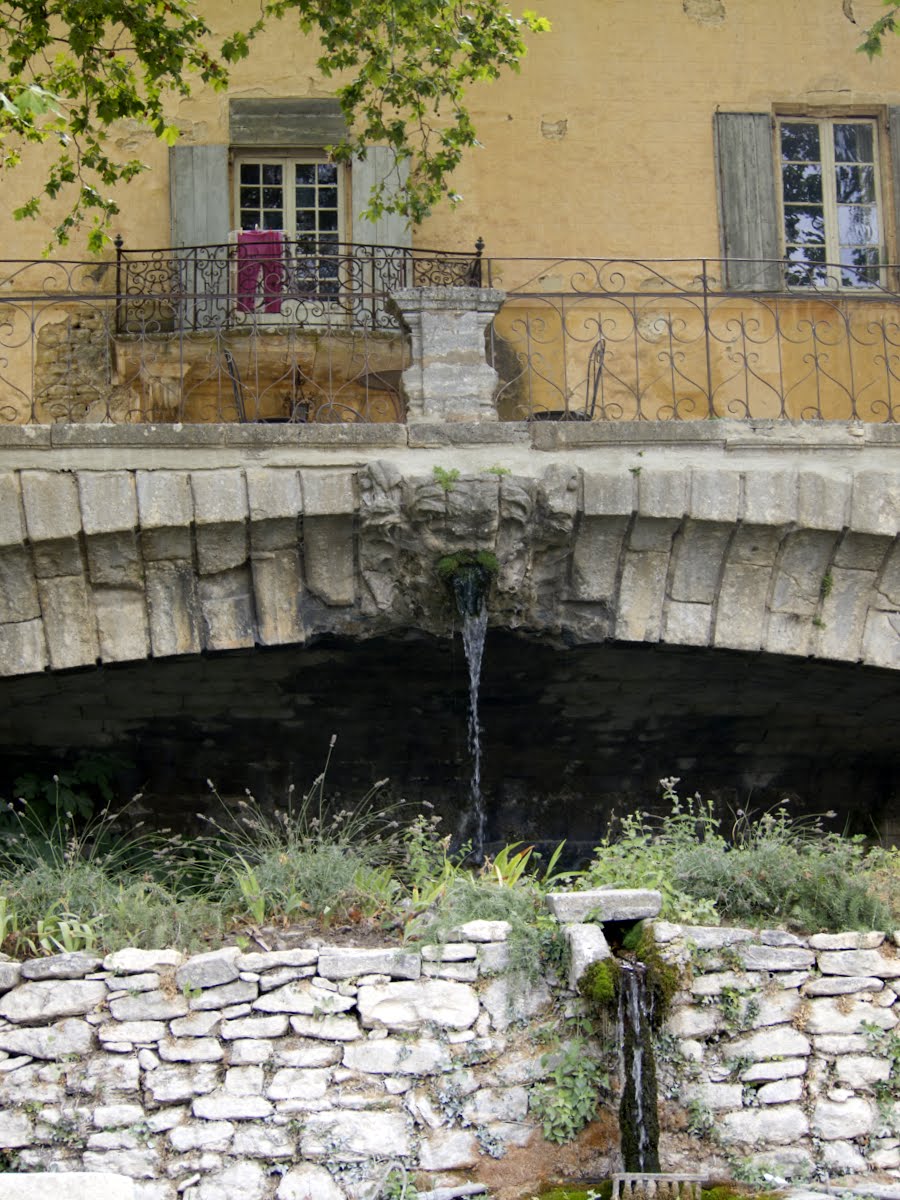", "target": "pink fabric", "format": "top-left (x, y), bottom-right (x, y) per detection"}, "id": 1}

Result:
top-left (236, 230), bottom-right (285, 313)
